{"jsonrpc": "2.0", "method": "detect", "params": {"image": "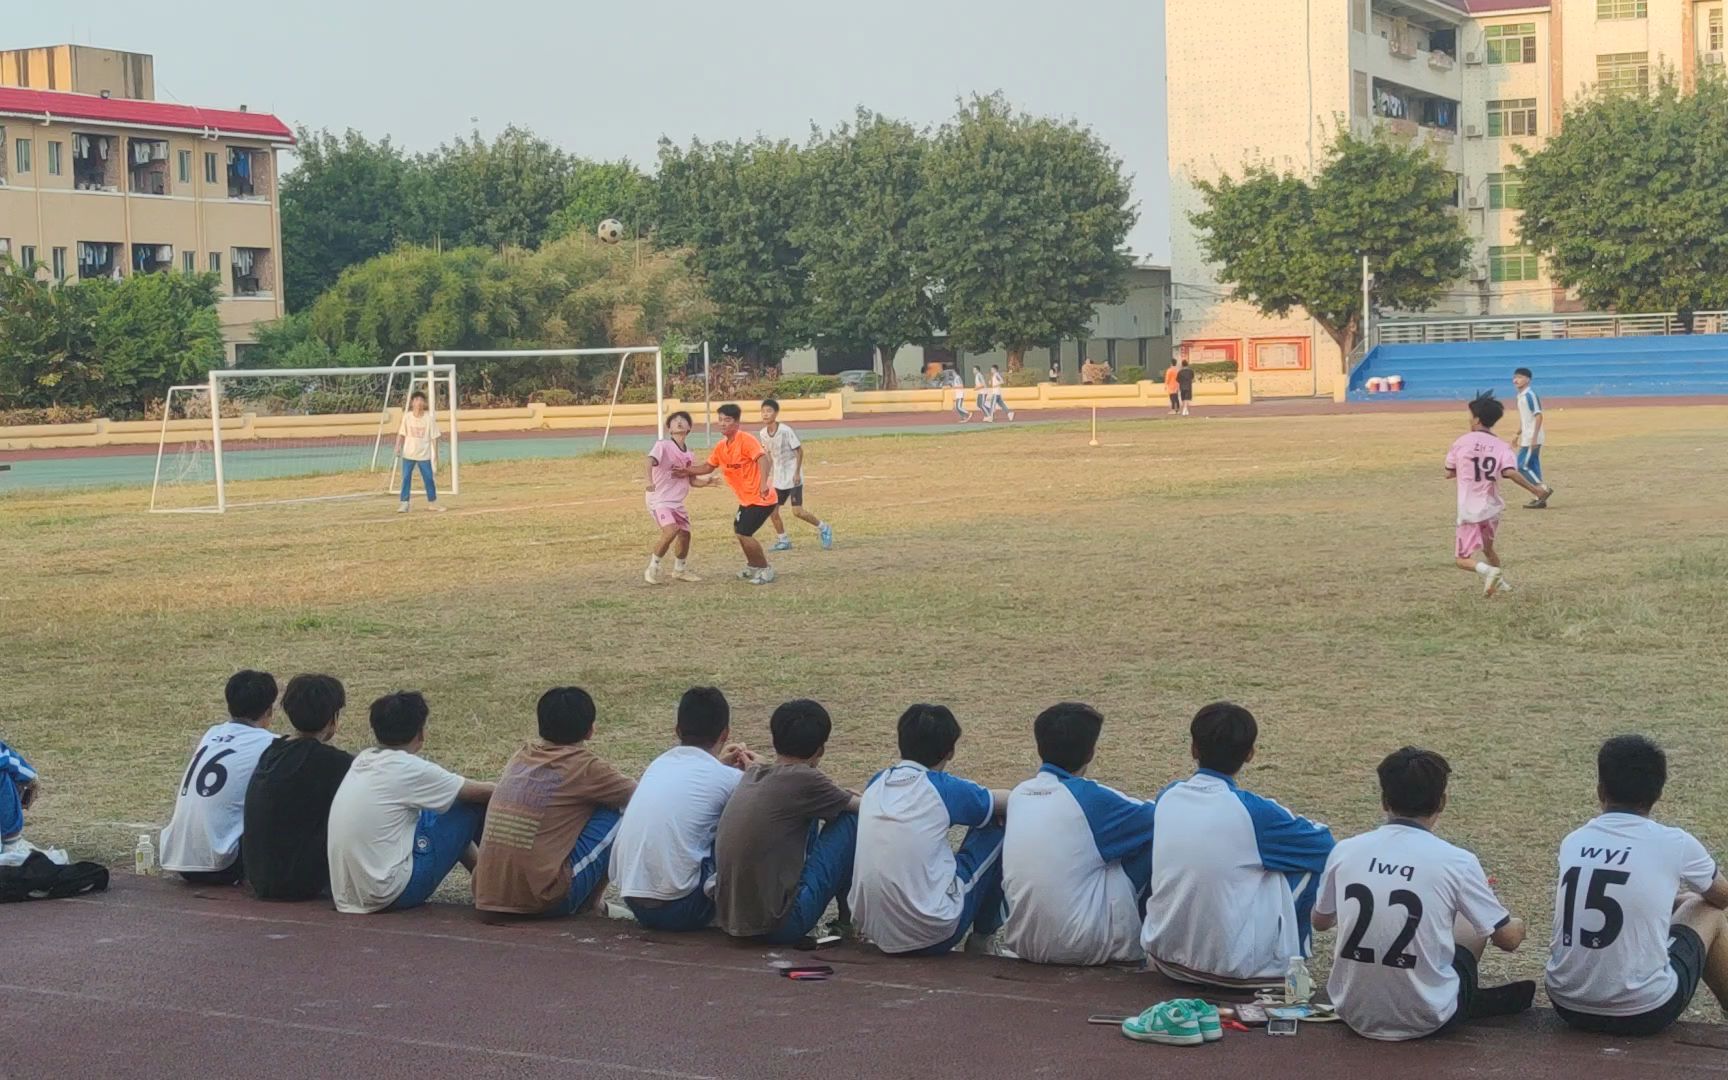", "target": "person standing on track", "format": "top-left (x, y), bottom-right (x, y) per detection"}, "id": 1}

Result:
top-left (679, 403), bottom-right (778, 585)
top-left (759, 399), bottom-right (833, 552)
top-left (1176, 359), bottom-right (1195, 417)
top-left (1164, 357), bottom-right (1182, 414)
